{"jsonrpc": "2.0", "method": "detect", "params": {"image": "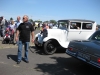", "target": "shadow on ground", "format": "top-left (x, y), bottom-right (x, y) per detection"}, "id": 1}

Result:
top-left (29, 46), bottom-right (45, 55)
top-left (29, 46), bottom-right (66, 55)
top-left (34, 57), bottom-right (100, 75)
top-left (7, 55), bottom-right (18, 62)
